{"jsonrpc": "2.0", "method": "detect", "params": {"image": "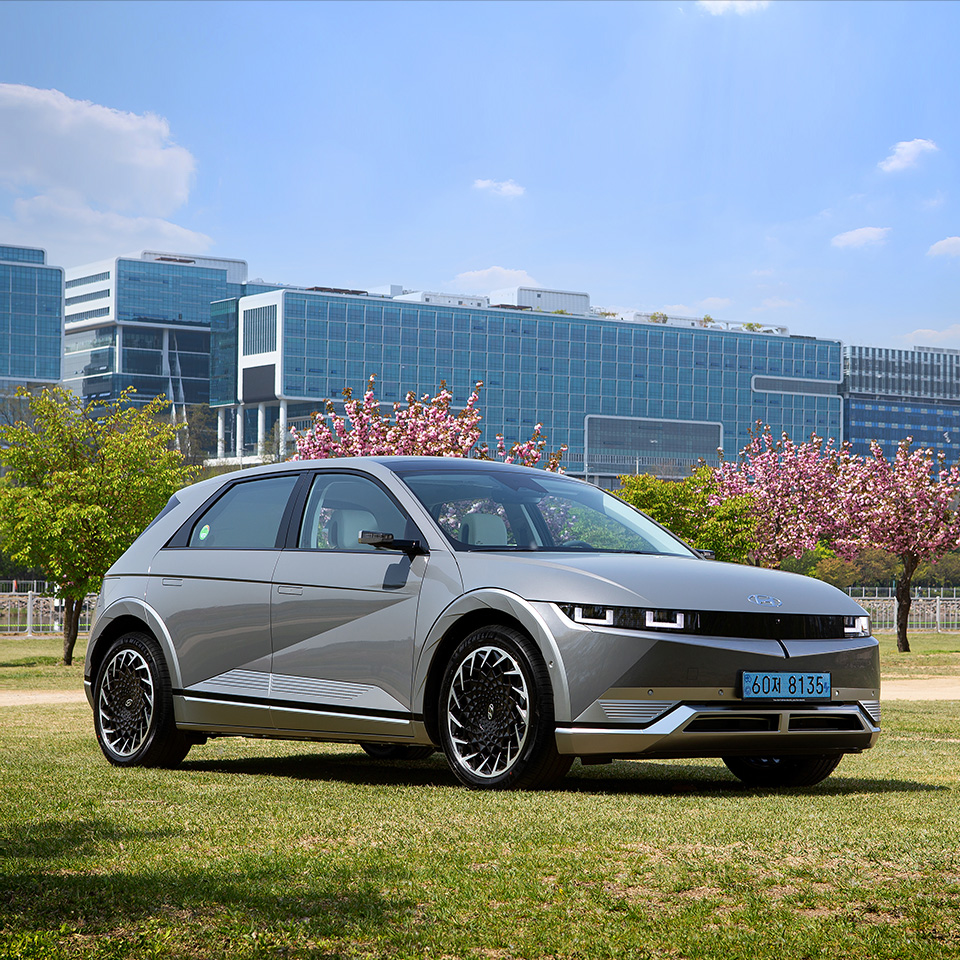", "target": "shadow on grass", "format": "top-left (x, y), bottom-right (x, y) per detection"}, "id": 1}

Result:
top-left (182, 750), bottom-right (942, 797)
top-left (0, 819), bottom-right (415, 942)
